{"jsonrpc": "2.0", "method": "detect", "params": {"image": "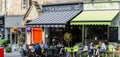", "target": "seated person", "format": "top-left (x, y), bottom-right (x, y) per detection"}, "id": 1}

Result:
top-left (88, 42), bottom-right (95, 57)
top-left (99, 41), bottom-right (107, 52)
top-left (57, 42), bottom-right (65, 54)
top-left (44, 42), bottom-right (49, 49)
top-left (95, 41), bottom-right (107, 57)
